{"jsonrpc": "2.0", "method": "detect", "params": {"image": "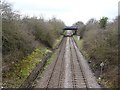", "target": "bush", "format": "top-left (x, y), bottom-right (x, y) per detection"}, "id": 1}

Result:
top-left (2, 1), bottom-right (65, 72)
top-left (82, 17), bottom-right (118, 87)
top-left (99, 17), bottom-right (108, 29)
top-left (72, 21), bottom-right (85, 38)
